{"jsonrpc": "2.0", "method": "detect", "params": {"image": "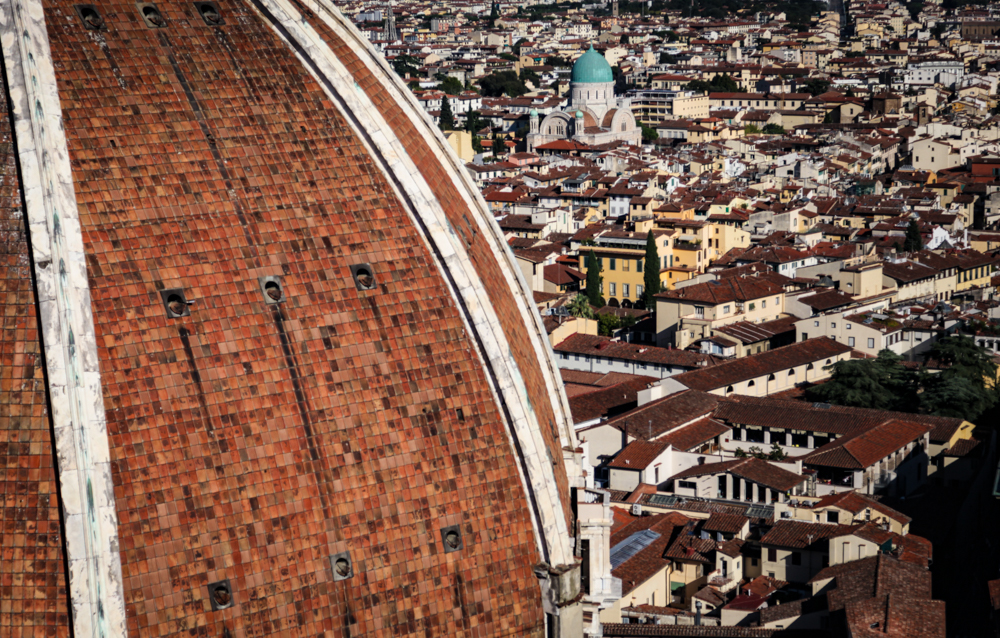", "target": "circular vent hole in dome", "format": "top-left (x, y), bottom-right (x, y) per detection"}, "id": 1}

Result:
top-left (138, 3), bottom-right (166, 27)
top-left (259, 276), bottom-right (284, 304)
top-left (440, 525), bottom-right (463, 553)
top-left (194, 1), bottom-right (223, 25)
top-left (207, 579), bottom-right (233, 610)
top-left (330, 552), bottom-right (353, 581)
top-left (350, 264), bottom-right (378, 291)
top-left (75, 5), bottom-right (105, 30)
top-left (160, 288), bottom-right (191, 318)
